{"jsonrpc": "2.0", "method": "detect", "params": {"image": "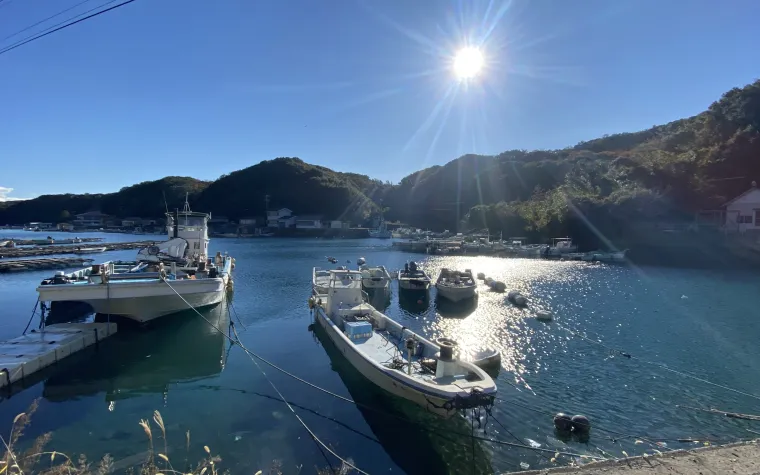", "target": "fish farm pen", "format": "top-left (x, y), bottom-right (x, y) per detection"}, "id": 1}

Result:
top-left (0, 241), bottom-right (155, 258)
top-left (0, 257), bottom-right (94, 273)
